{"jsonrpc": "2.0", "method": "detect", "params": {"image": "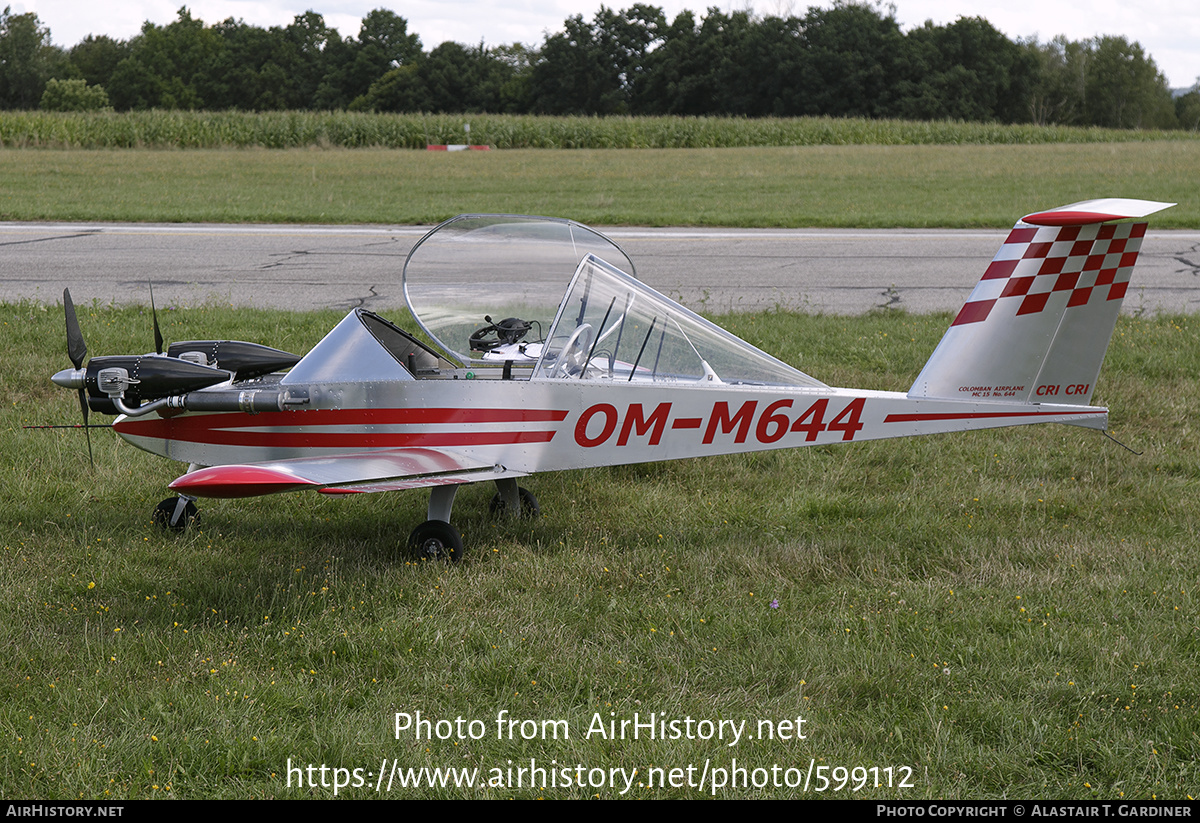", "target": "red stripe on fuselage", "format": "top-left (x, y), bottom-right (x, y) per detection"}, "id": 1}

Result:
top-left (115, 407), bottom-right (567, 449)
top-left (884, 410), bottom-right (1095, 423)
